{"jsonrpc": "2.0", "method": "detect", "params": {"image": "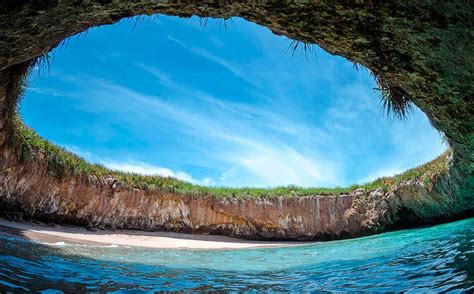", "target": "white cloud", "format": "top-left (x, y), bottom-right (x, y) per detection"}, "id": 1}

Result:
top-left (59, 78), bottom-right (341, 188)
top-left (234, 145), bottom-right (338, 187)
top-left (102, 160), bottom-right (212, 185)
top-left (166, 35), bottom-right (256, 86)
top-left (63, 145), bottom-right (211, 185)
top-left (137, 64), bottom-right (329, 140)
